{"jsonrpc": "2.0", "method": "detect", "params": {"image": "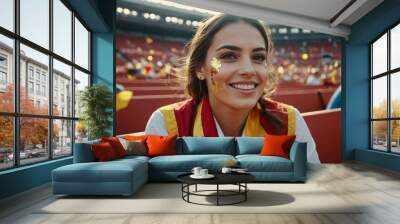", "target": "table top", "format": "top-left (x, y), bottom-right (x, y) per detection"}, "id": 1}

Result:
top-left (177, 172), bottom-right (255, 185)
